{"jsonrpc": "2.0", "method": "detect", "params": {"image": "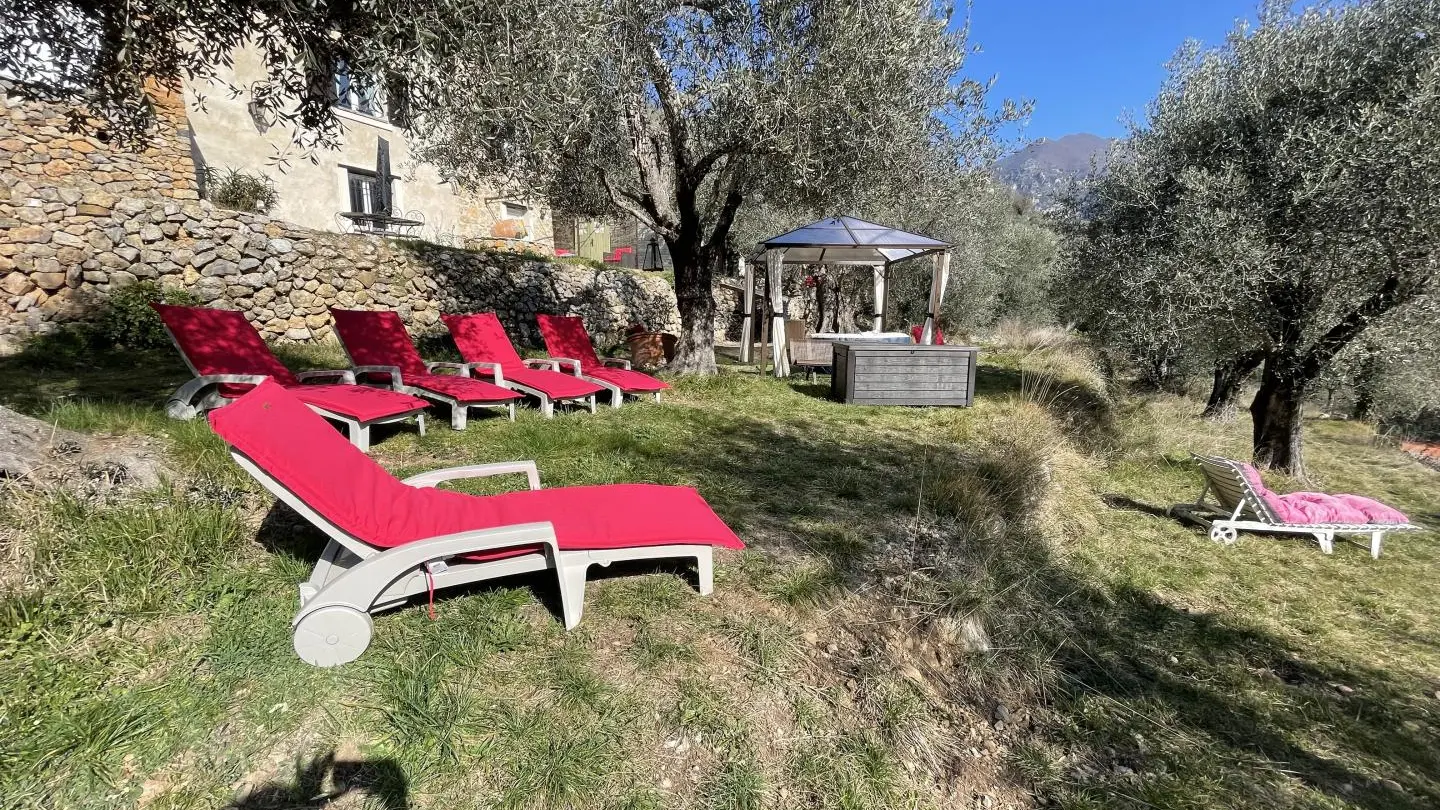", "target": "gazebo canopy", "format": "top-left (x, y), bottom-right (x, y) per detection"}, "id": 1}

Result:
top-left (757, 215), bottom-right (950, 266)
top-left (742, 215), bottom-right (954, 376)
